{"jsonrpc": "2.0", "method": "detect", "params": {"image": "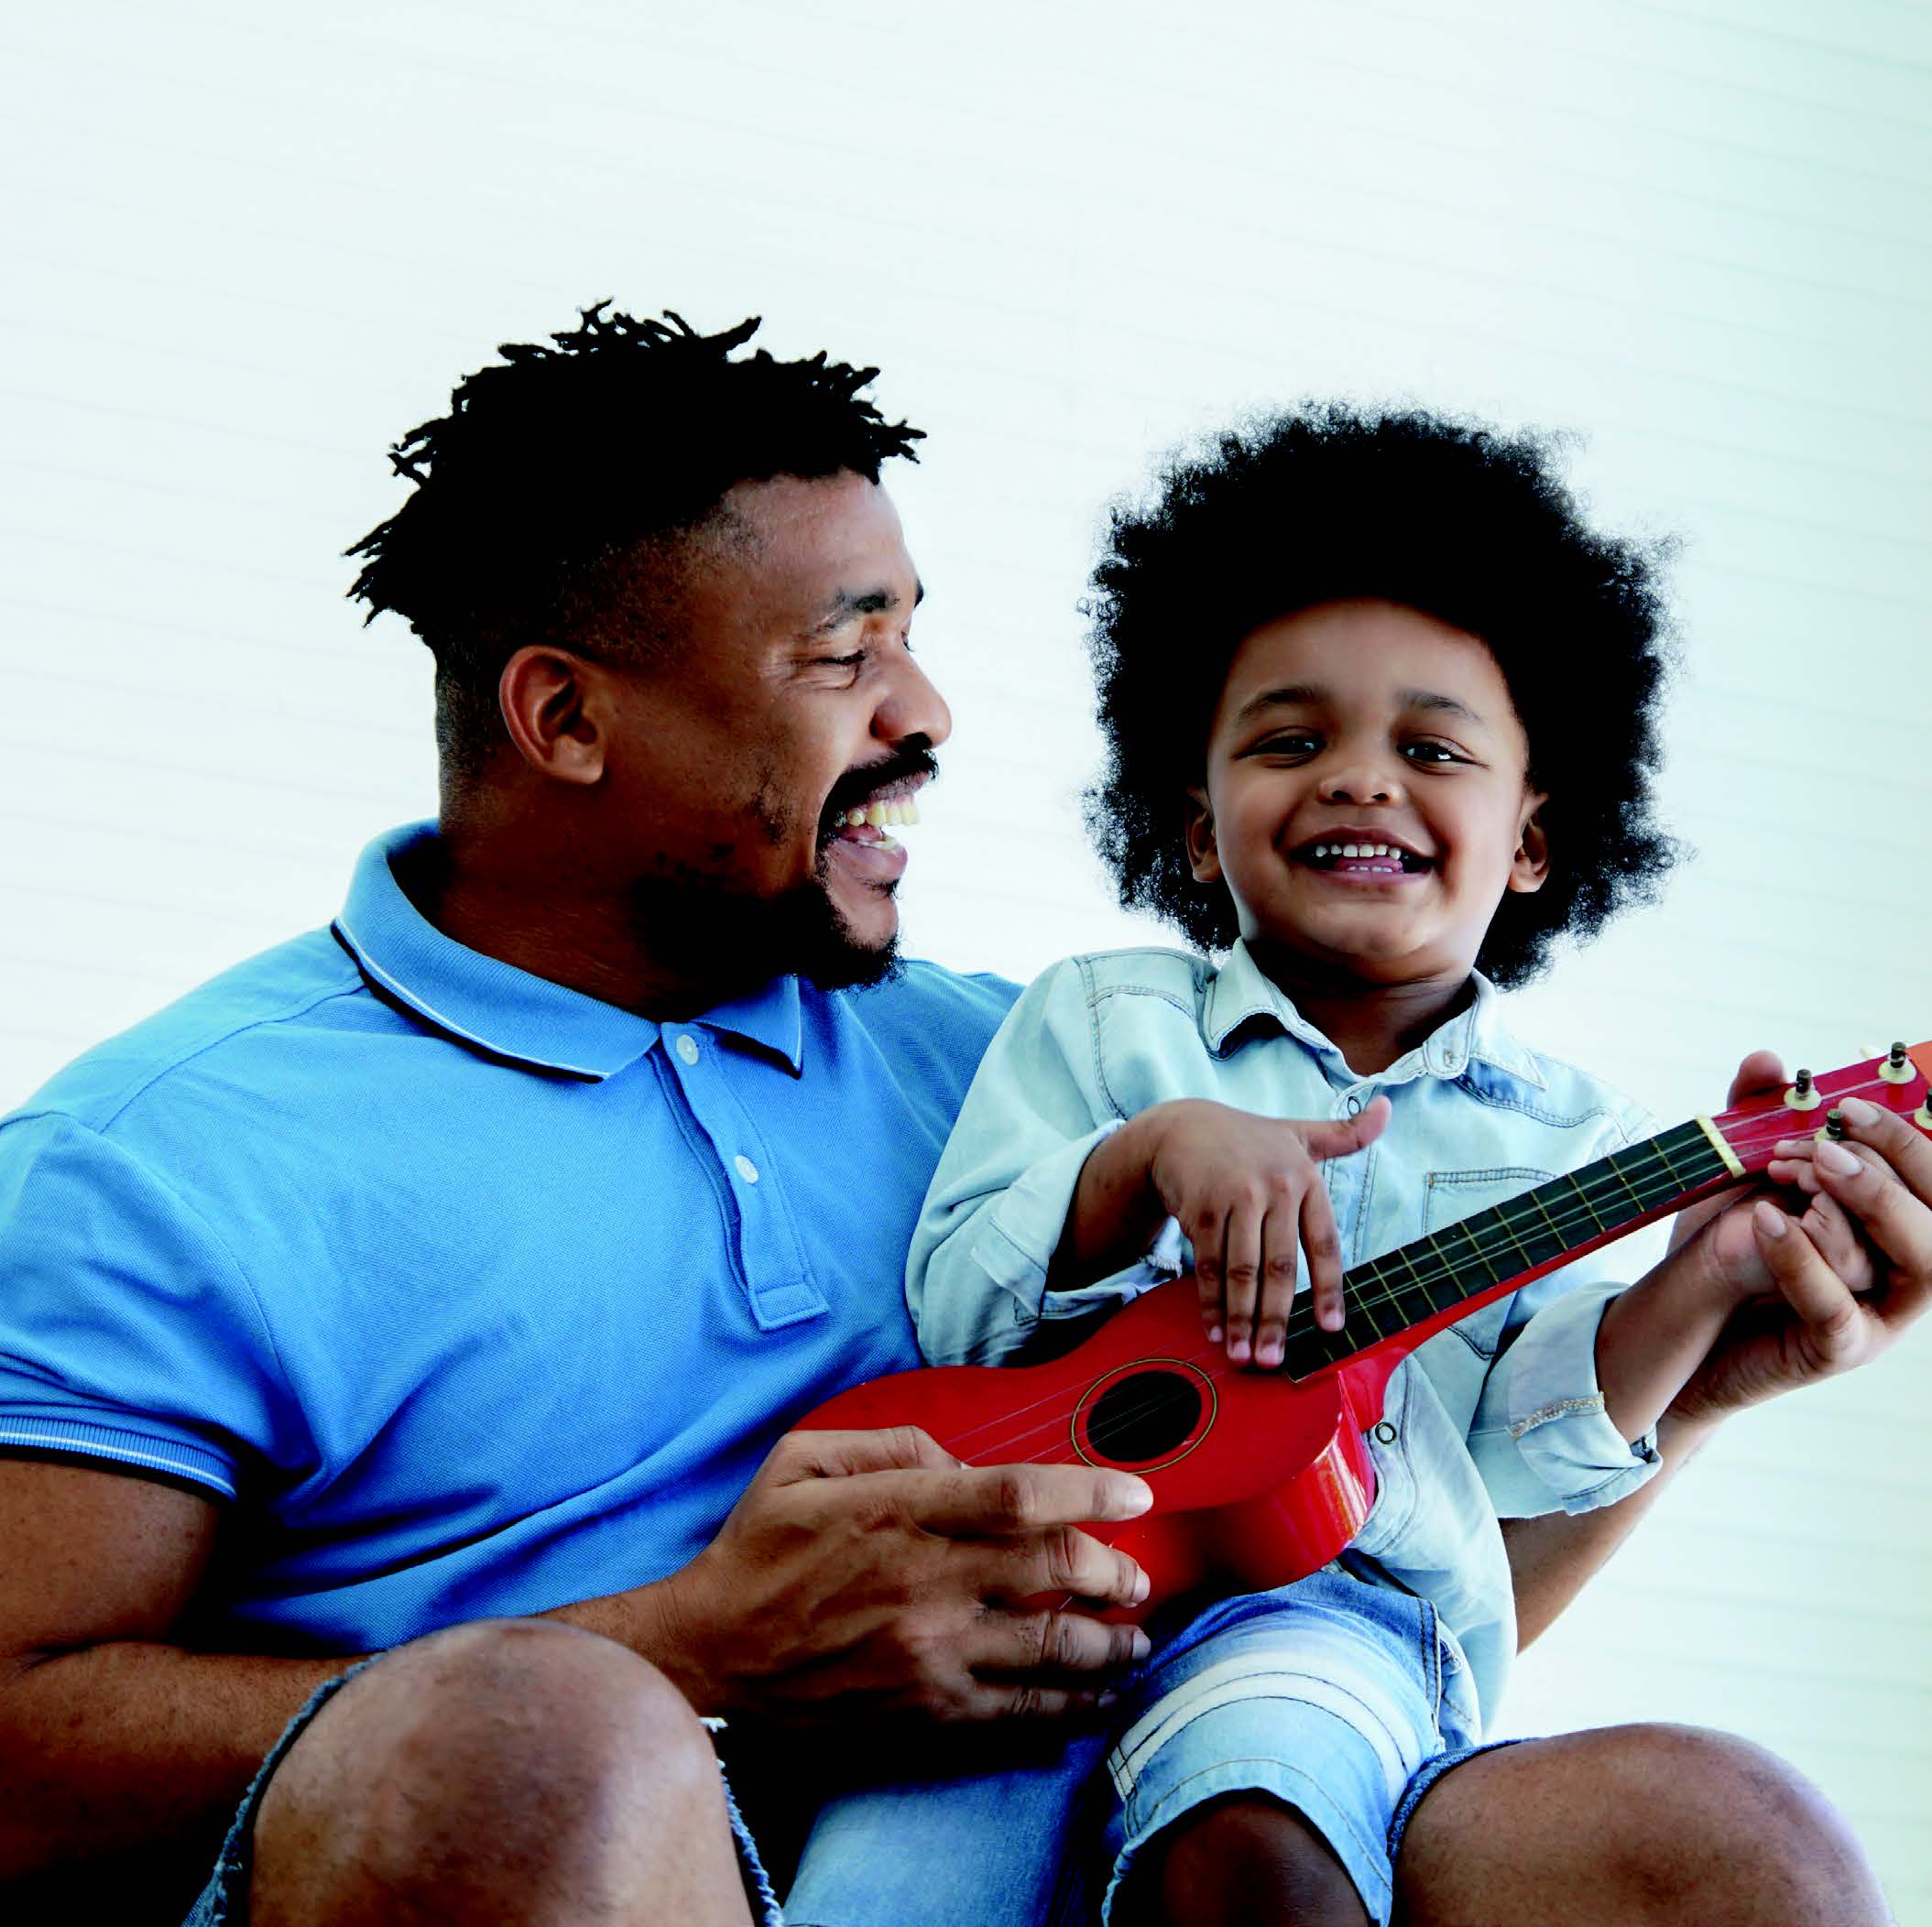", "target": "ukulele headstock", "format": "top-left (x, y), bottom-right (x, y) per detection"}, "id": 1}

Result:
top-left (1706, 1040), bottom-right (1932, 1178)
